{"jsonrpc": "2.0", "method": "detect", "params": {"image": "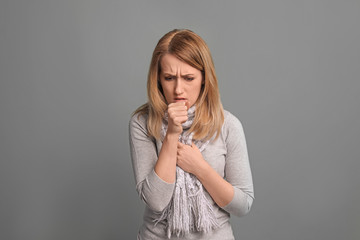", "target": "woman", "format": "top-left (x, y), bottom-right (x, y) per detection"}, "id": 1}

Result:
top-left (129, 29), bottom-right (254, 239)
